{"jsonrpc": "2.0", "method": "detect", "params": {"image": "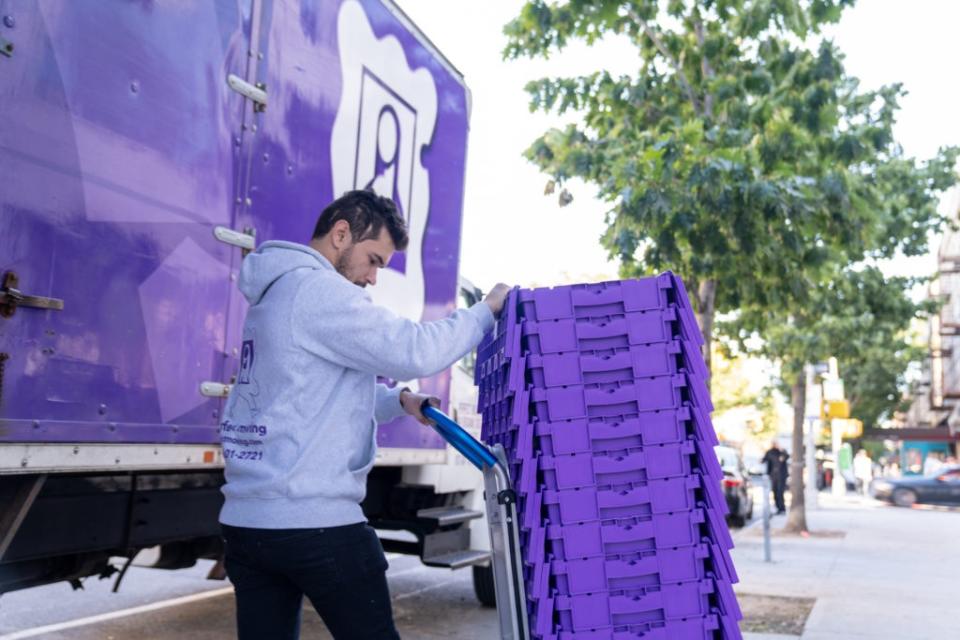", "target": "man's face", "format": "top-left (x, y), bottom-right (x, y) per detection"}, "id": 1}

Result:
top-left (334, 226), bottom-right (396, 288)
